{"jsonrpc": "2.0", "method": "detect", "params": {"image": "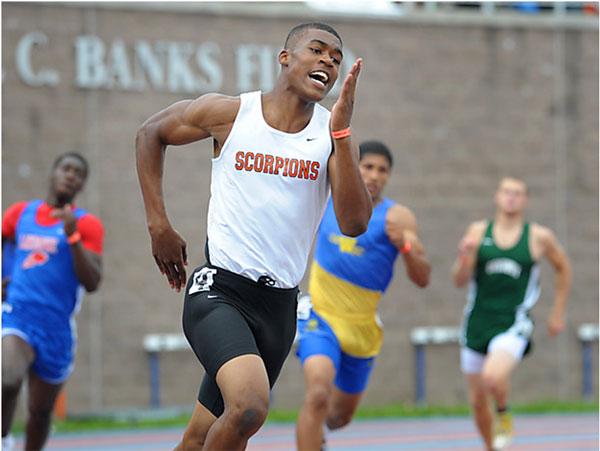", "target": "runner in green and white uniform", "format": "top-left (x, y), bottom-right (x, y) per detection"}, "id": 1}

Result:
top-left (453, 177), bottom-right (571, 451)
top-left (463, 220), bottom-right (538, 356)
